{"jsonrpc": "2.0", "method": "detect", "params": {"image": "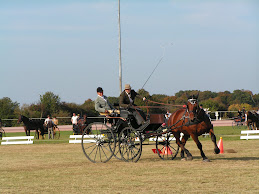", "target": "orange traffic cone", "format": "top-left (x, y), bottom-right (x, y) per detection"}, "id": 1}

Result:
top-left (161, 146), bottom-right (173, 155)
top-left (217, 137), bottom-right (224, 154)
